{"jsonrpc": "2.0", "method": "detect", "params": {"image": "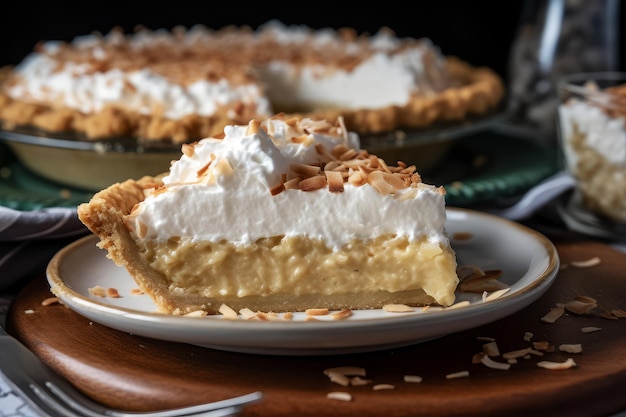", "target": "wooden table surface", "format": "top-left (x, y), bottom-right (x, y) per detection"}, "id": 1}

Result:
top-left (6, 237), bottom-right (626, 417)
